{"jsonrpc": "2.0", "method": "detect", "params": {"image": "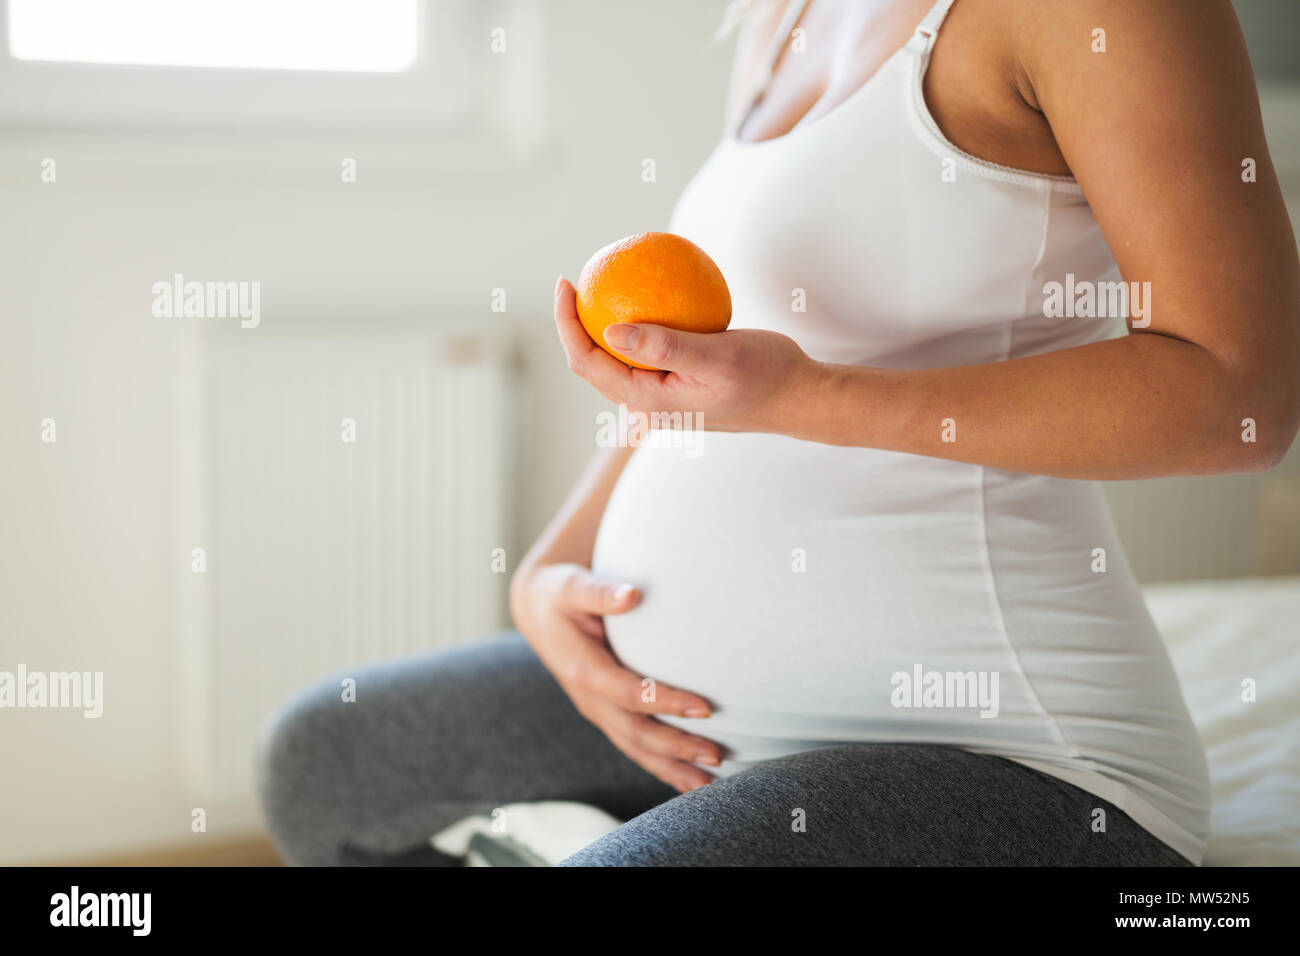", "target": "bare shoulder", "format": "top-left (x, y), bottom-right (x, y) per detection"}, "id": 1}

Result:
top-left (1001, 0), bottom-right (1297, 389)
top-left (1000, 0), bottom-right (1273, 206)
top-left (1006, 0), bottom-right (1256, 110)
